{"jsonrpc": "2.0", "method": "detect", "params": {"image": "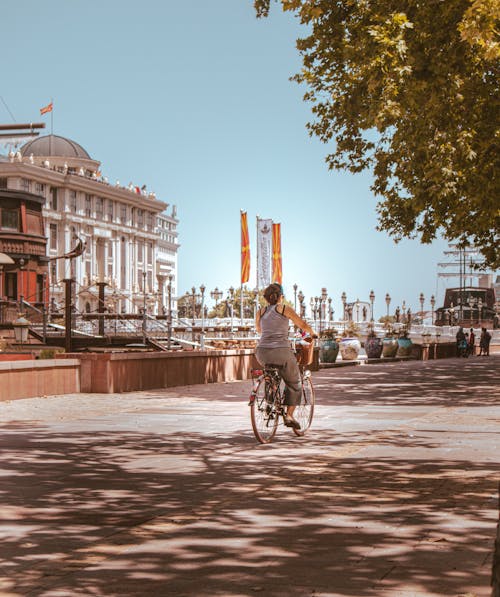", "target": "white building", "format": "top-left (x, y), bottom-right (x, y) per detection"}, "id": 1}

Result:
top-left (0, 134), bottom-right (179, 315)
